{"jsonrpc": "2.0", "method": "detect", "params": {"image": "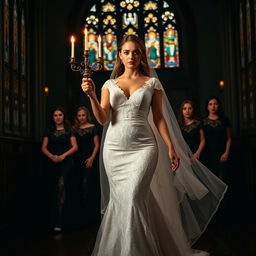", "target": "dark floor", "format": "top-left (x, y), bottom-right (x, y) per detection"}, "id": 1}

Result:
top-left (1, 223), bottom-right (255, 256)
top-left (2, 166), bottom-right (256, 256)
